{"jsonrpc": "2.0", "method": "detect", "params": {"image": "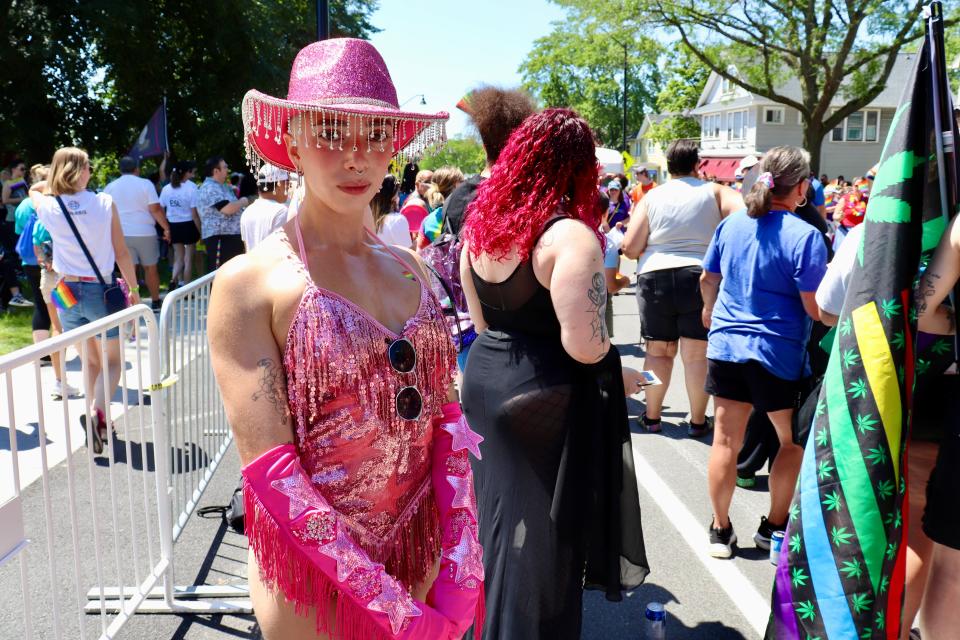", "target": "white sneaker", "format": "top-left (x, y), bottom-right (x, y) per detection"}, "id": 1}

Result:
top-left (52, 380), bottom-right (81, 400)
top-left (8, 293), bottom-right (33, 307)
